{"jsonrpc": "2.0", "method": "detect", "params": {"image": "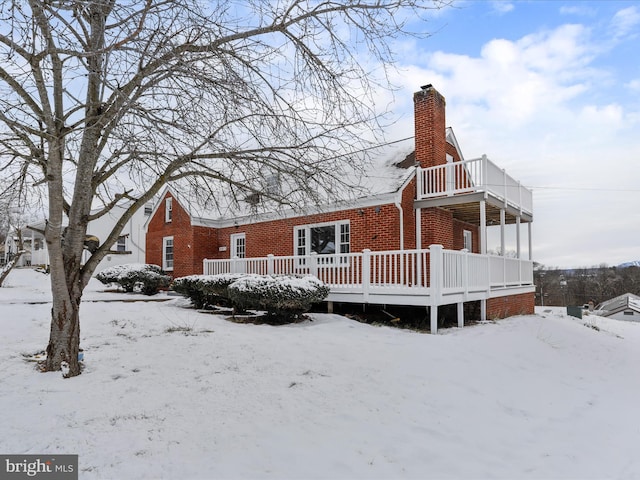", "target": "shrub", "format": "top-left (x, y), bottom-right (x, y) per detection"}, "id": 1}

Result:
top-left (227, 274), bottom-right (330, 322)
top-left (172, 274), bottom-right (246, 309)
top-left (95, 263), bottom-right (171, 295)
